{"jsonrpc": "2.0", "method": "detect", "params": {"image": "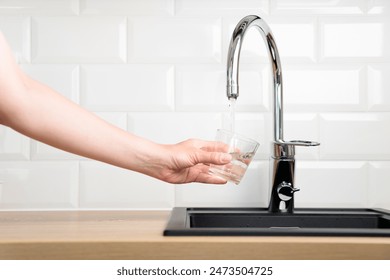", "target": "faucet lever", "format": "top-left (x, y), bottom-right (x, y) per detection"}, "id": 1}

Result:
top-left (284, 140), bottom-right (320, 147)
top-left (273, 140), bottom-right (319, 159)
